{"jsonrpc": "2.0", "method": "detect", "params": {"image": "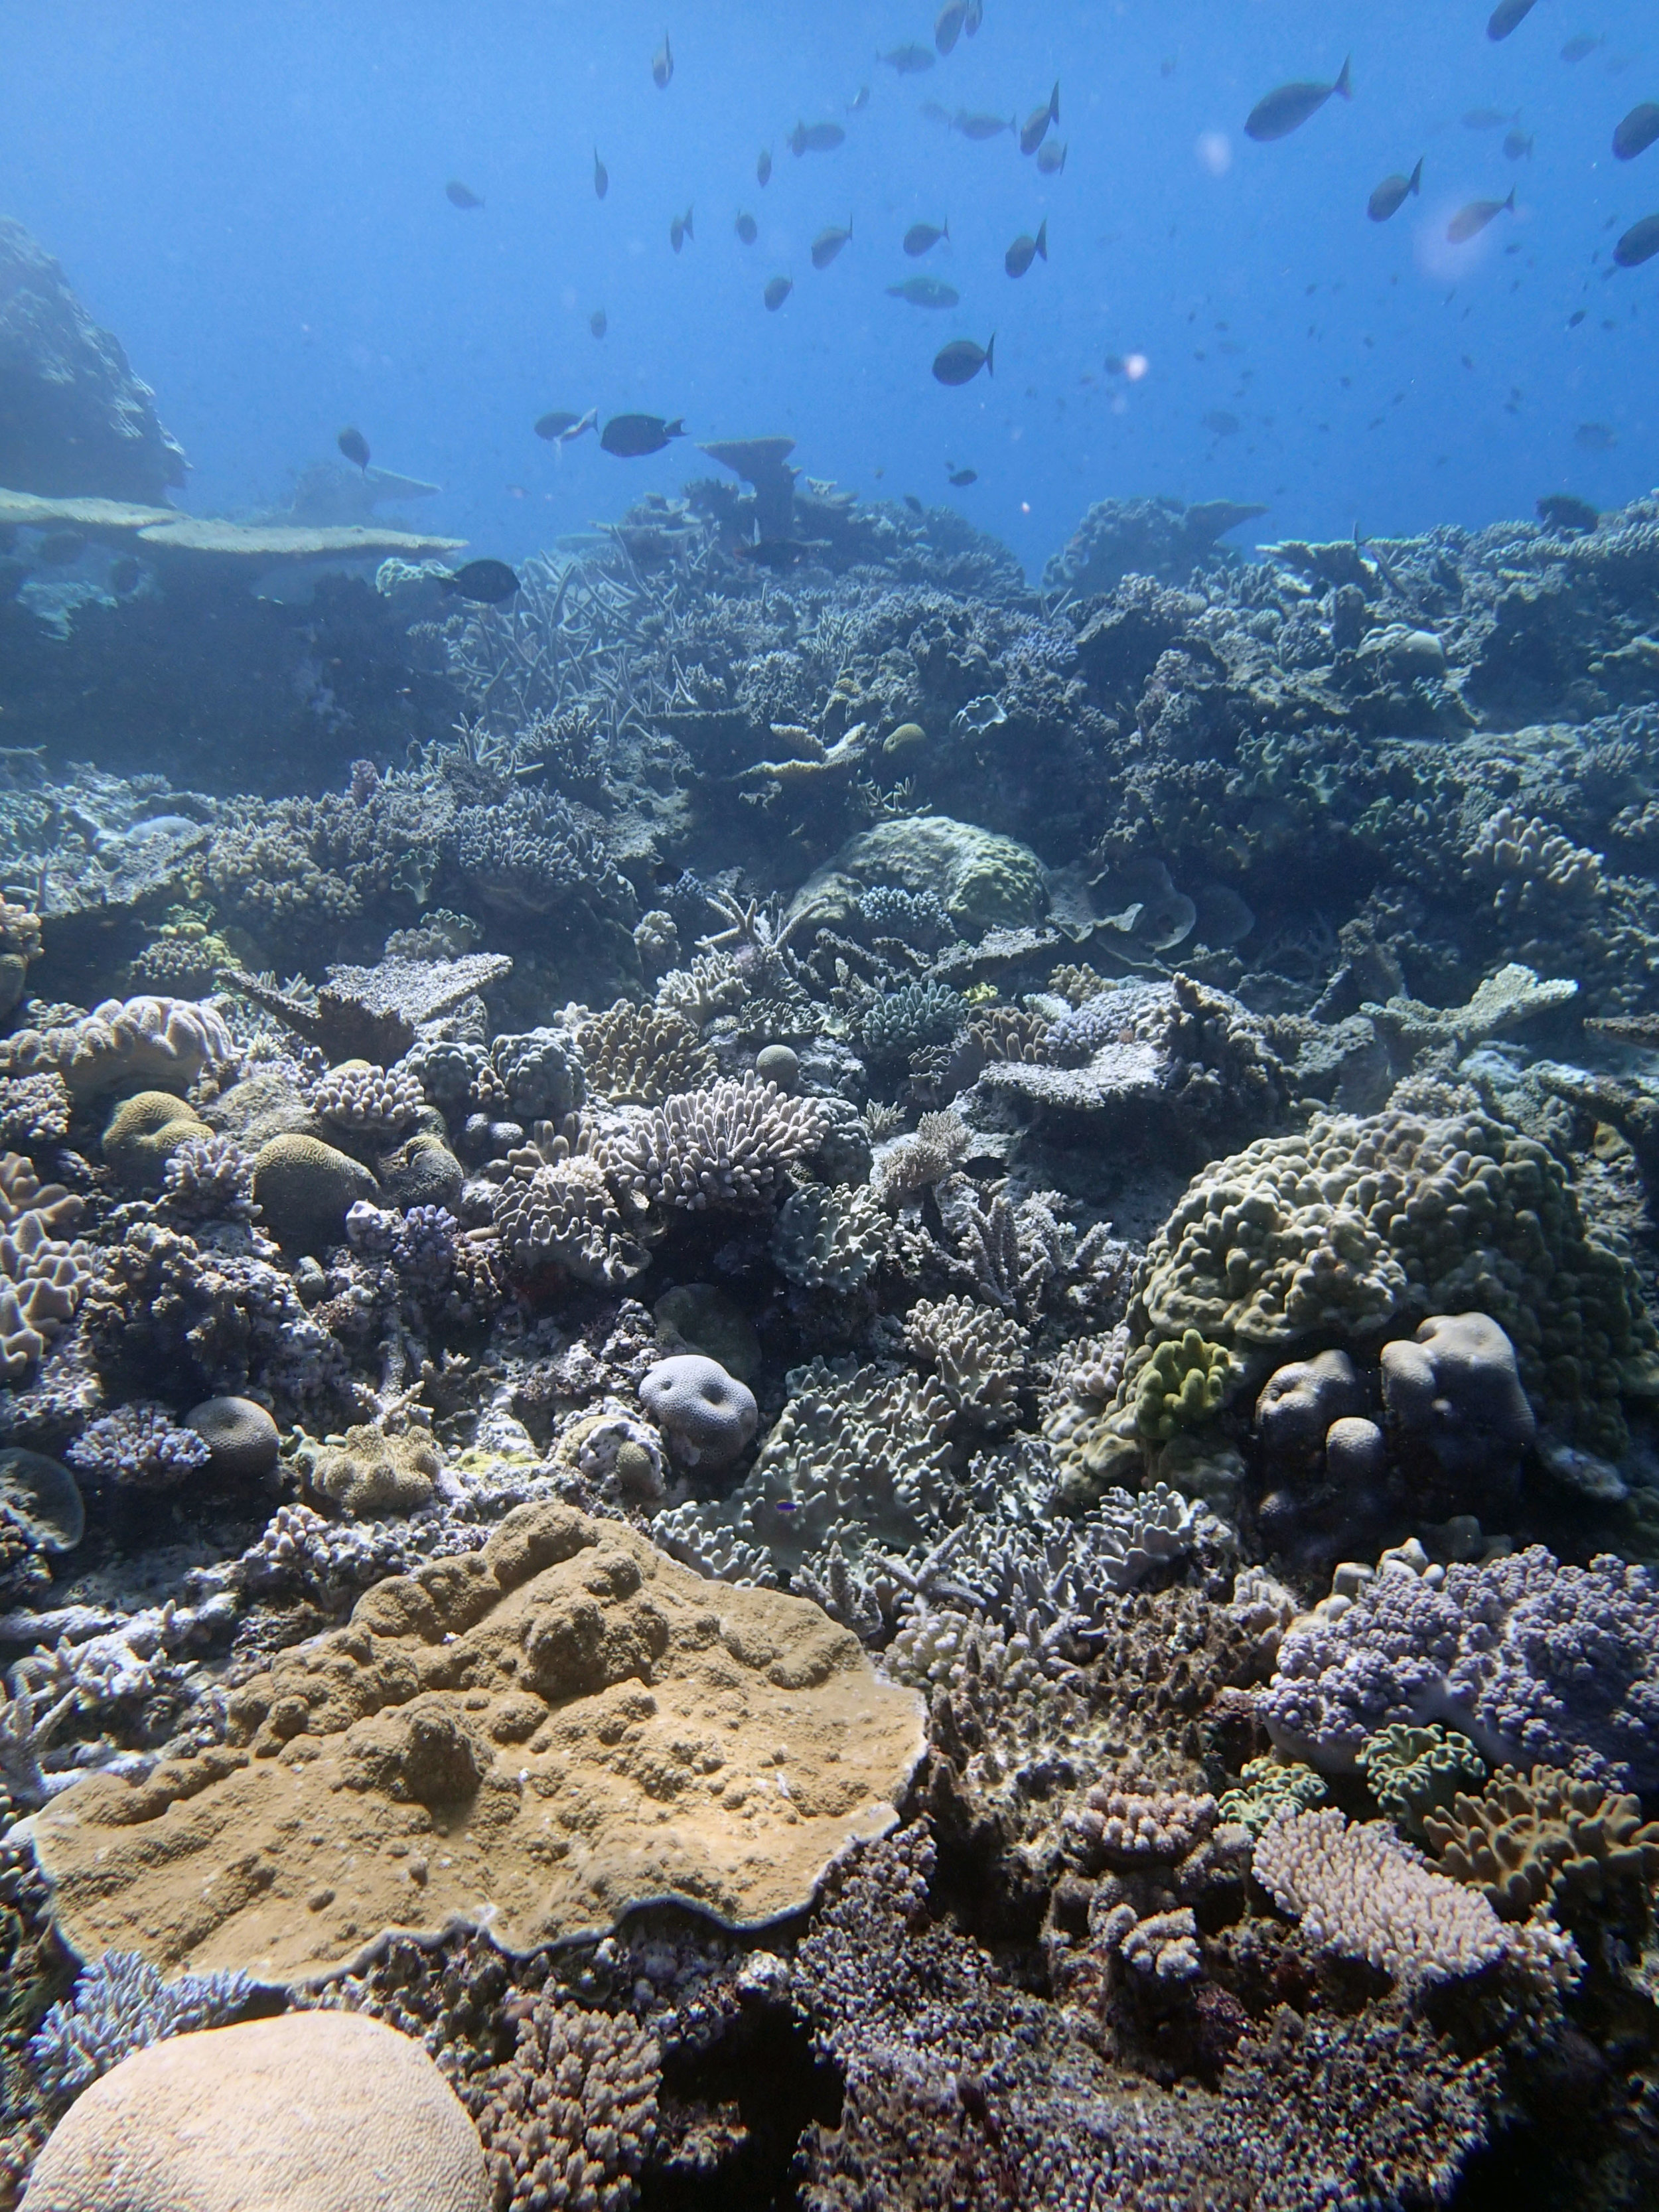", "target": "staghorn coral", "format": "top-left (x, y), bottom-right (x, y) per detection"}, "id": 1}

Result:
top-left (26, 1503), bottom-right (925, 1982)
top-left (1422, 1765), bottom-right (1659, 1923)
top-left (465, 1994), bottom-right (659, 2212)
top-left (1252, 1806), bottom-right (1571, 1988)
top-left (66, 1402), bottom-right (212, 1491)
top-left (903, 1292), bottom-right (1028, 1432)
top-left (312, 1058), bottom-right (427, 1137)
top-left (577, 999), bottom-right (713, 1104)
top-left (605, 1075), bottom-right (824, 1214)
top-left (455, 786), bottom-right (634, 924)
top-left (27, 1948), bottom-right (255, 2101)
